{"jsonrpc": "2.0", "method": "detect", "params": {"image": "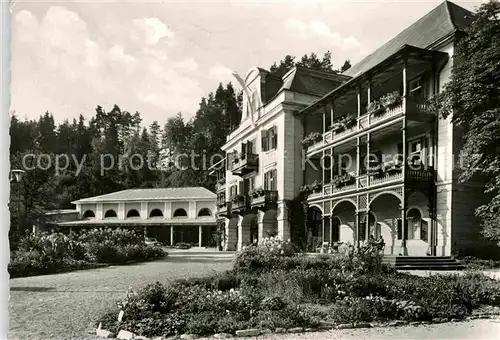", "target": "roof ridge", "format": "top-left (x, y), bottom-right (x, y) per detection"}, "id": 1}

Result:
top-left (444, 0), bottom-right (457, 31)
